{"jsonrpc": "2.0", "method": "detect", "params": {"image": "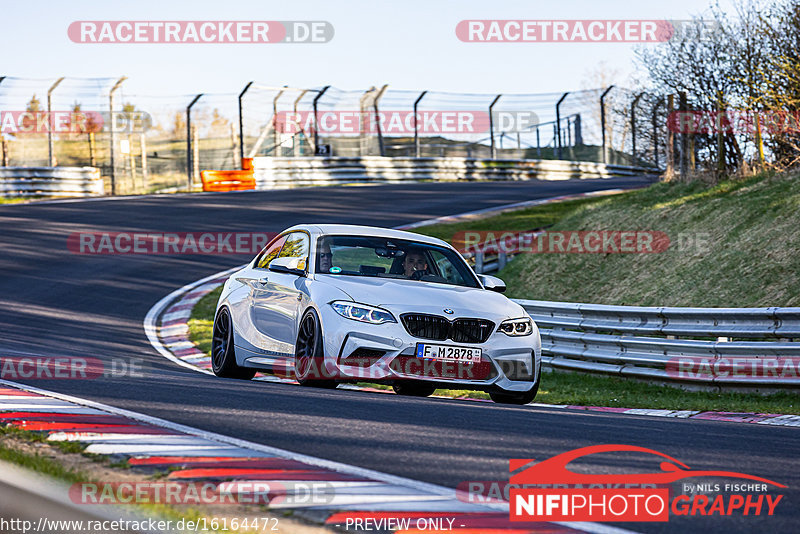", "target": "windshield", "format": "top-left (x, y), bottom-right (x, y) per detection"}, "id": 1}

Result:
top-left (315, 235), bottom-right (479, 288)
